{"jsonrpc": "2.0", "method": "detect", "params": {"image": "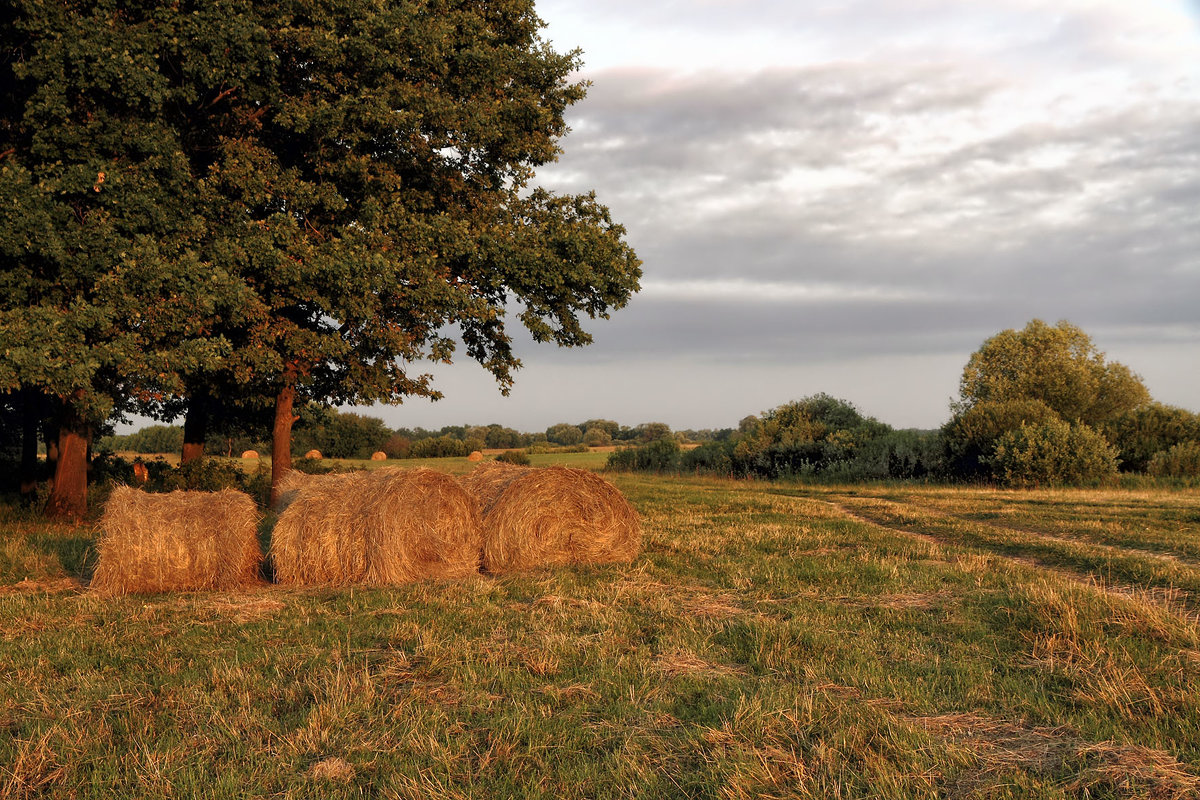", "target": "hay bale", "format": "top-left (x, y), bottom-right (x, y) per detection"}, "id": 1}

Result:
top-left (460, 464), bottom-right (641, 574)
top-left (304, 449), bottom-right (322, 460)
top-left (370, 451), bottom-right (387, 461)
top-left (91, 487), bottom-right (263, 595)
top-left (467, 450), bottom-right (484, 462)
top-left (270, 467), bottom-right (481, 586)
top-left (241, 450), bottom-right (259, 459)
